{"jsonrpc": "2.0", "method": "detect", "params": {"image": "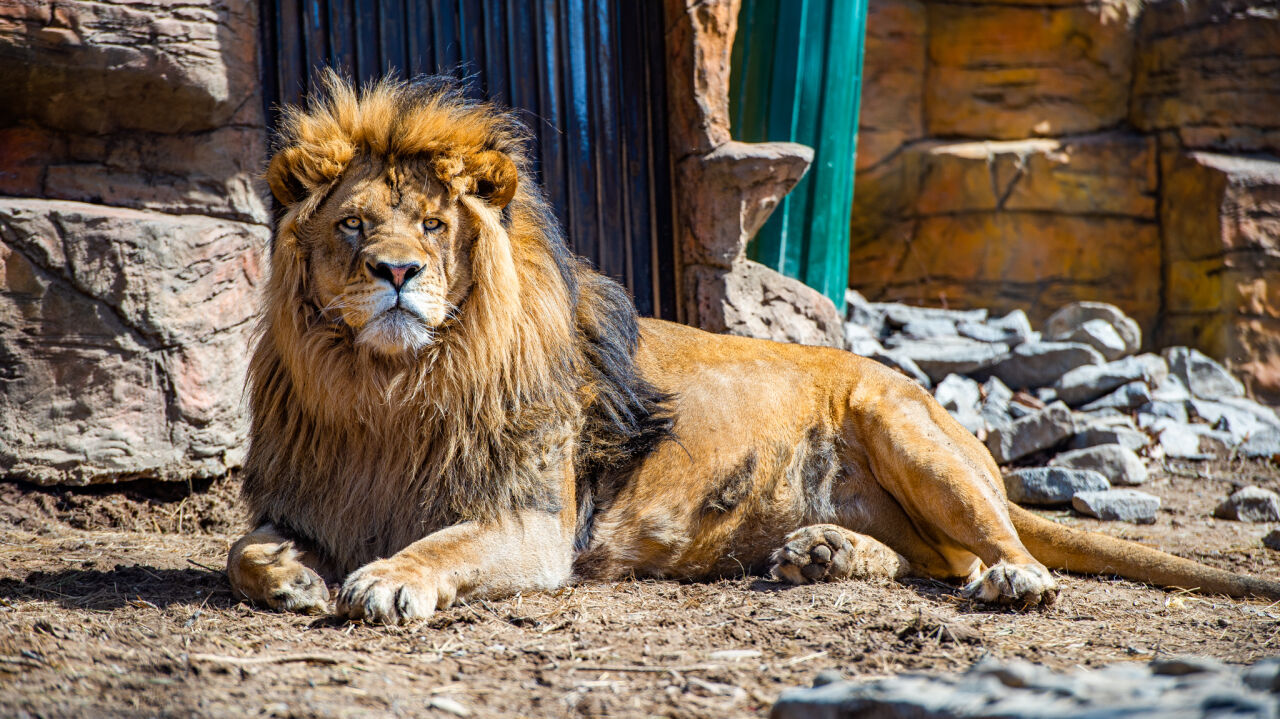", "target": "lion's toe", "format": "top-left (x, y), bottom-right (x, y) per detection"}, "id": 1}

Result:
top-left (336, 562), bottom-right (442, 625)
top-left (771, 525), bottom-right (856, 585)
top-left (266, 566), bottom-right (330, 614)
top-left (961, 561), bottom-right (1058, 607)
